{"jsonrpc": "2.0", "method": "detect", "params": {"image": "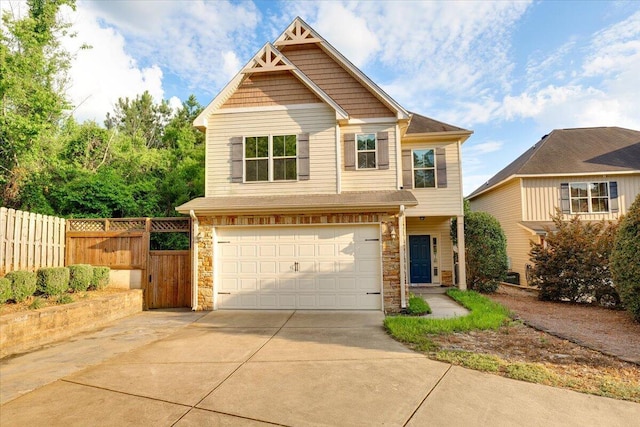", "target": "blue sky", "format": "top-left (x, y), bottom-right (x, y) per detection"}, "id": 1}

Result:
top-left (4, 0), bottom-right (640, 195)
